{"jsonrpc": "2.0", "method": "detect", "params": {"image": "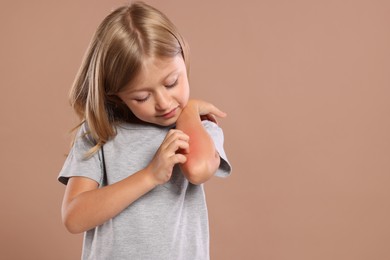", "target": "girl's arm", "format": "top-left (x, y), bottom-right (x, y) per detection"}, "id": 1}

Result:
top-left (176, 99), bottom-right (227, 185)
top-left (62, 129), bottom-right (189, 234)
top-left (62, 170), bottom-right (156, 234)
